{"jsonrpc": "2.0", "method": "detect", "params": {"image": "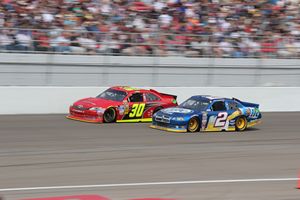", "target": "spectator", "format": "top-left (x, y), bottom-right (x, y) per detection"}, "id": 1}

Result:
top-left (261, 38), bottom-right (277, 58)
top-left (246, 37), bottom-right (261, 58)
top-left (50, 32), bottom-right (71, 53)
top-left (0, 29), bottom-right (15, 50)
top-left (69, 32), bottom-right (86, 53)
top-left (219, 38), bottom-right (234, 57)
top-left (15, 30), bottom-right (32, 51)
top-left (159, 9), bottom-right (173, 29)
top-left (294, 37), bottom-right (300, 57)
top-left (78, 33), bottom-right (97, 54)
top-left (199, 36), bottom-right (213, 57)
top-left (185, 37), bottom-right (202, 57)
top-left (33, 31), bottom-right (50, 52)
